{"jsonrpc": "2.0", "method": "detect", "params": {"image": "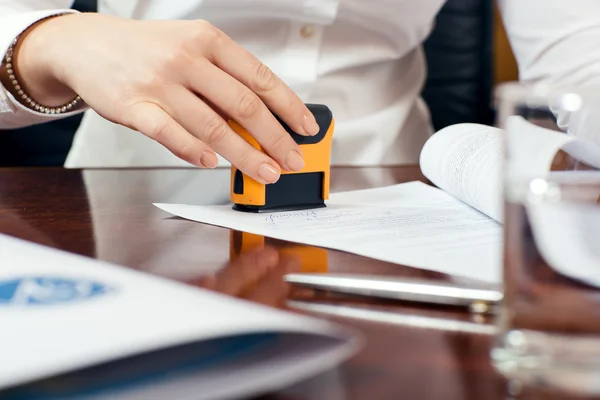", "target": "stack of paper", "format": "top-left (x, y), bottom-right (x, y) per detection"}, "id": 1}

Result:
top-left (0, 234), bottom-right (359, 400)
